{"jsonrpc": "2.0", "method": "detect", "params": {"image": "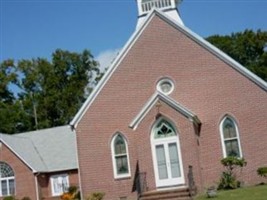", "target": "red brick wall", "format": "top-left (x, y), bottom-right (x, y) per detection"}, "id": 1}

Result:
top-left (0, 142), bottom-right (37, 200)
top-left (76, 14), bottom-right (267, 199)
